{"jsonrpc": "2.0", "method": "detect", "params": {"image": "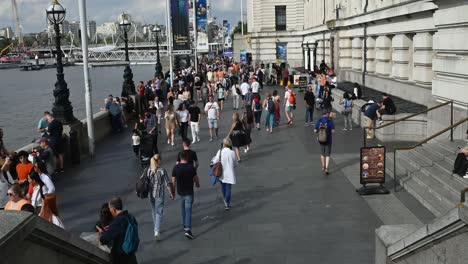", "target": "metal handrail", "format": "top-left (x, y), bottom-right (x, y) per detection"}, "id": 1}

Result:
top-left (363, 100), bottom-right (454, 147)
top-left (393, 117), bottom-right (468, 192)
